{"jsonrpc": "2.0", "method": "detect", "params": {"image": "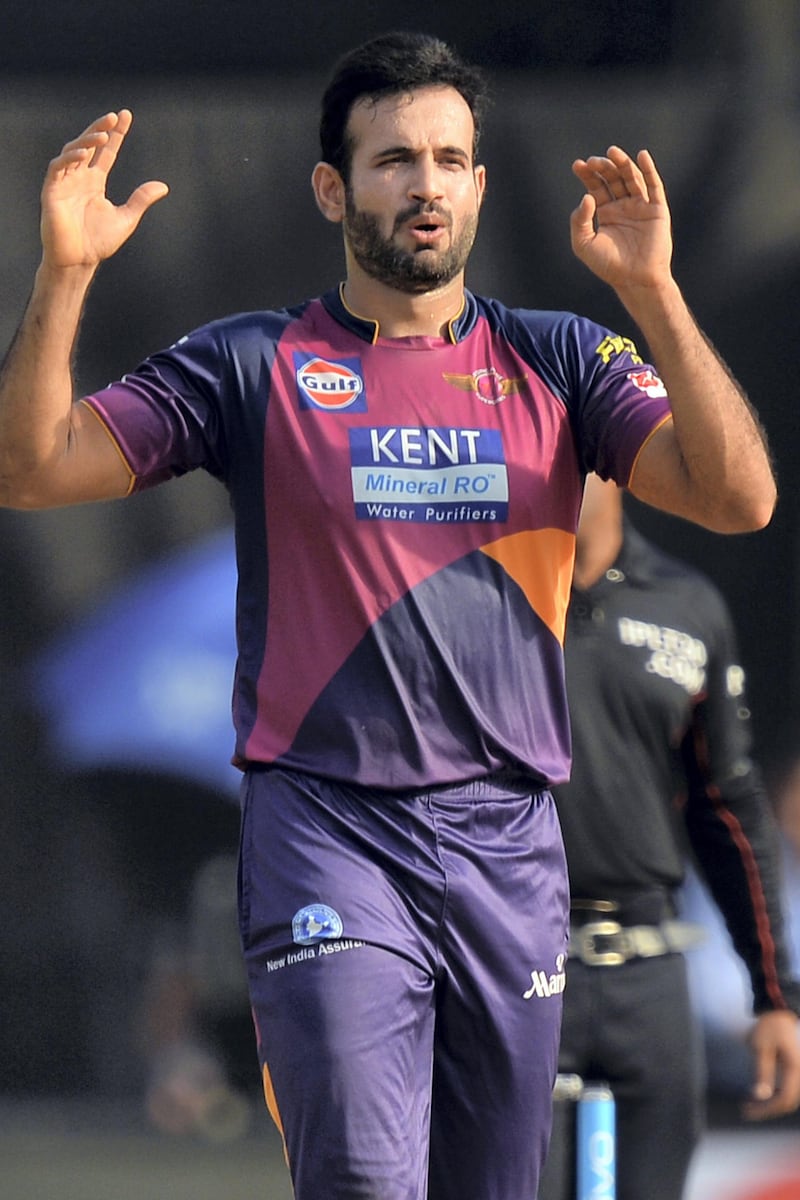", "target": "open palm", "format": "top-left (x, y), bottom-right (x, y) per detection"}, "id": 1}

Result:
top-left (570, 147), bottom-right (672, 291)
top-left (41, 110), bottom-right (168, 270)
